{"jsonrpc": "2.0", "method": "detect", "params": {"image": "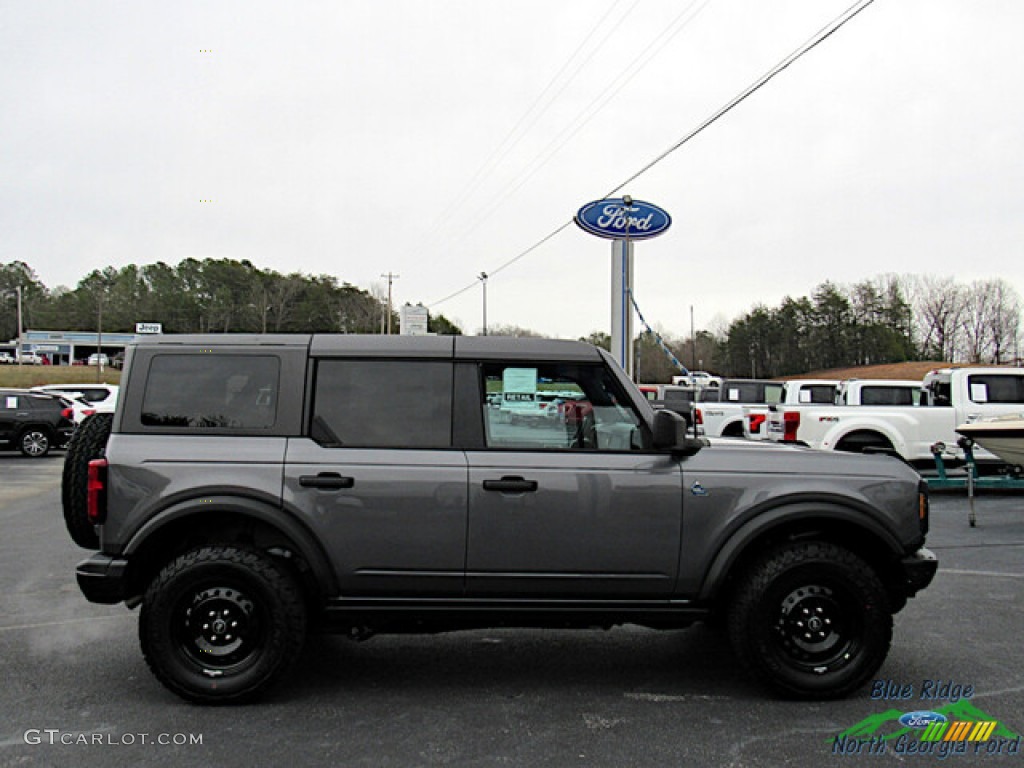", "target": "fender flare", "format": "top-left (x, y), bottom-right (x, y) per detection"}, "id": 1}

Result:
top-left (697, 499), bottom-right (904, 602)
top-left (123, 493), bottom-right (337, 594)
